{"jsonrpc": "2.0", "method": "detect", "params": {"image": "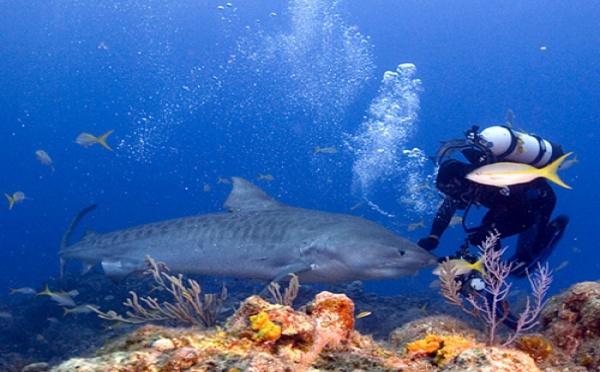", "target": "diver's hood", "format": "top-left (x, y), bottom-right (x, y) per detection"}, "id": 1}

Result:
top-left (434, 125), bottom-right (494, 165)
top-left (436, 159), bottom-right (475, 197)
